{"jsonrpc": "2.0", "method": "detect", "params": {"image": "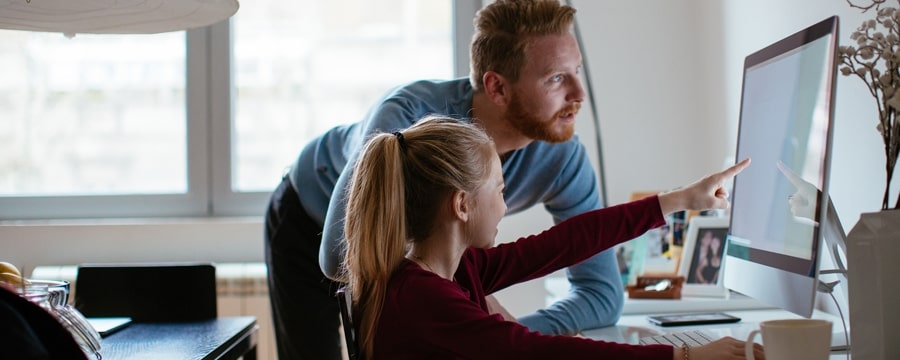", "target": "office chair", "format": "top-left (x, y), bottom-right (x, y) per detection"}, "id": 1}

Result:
top-left (74, 262), bottom-right (217, 322)
top-left (336, 287), bottom-right (362, 360)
